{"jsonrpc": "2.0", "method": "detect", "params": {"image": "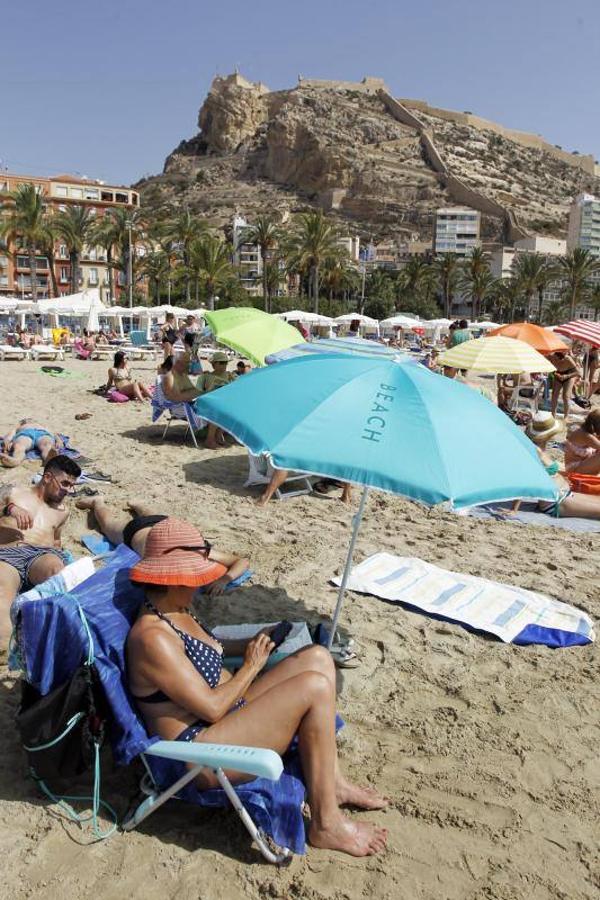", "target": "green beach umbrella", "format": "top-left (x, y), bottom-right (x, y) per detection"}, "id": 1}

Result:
top-left (204, 307), bottom-right (305, 366)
